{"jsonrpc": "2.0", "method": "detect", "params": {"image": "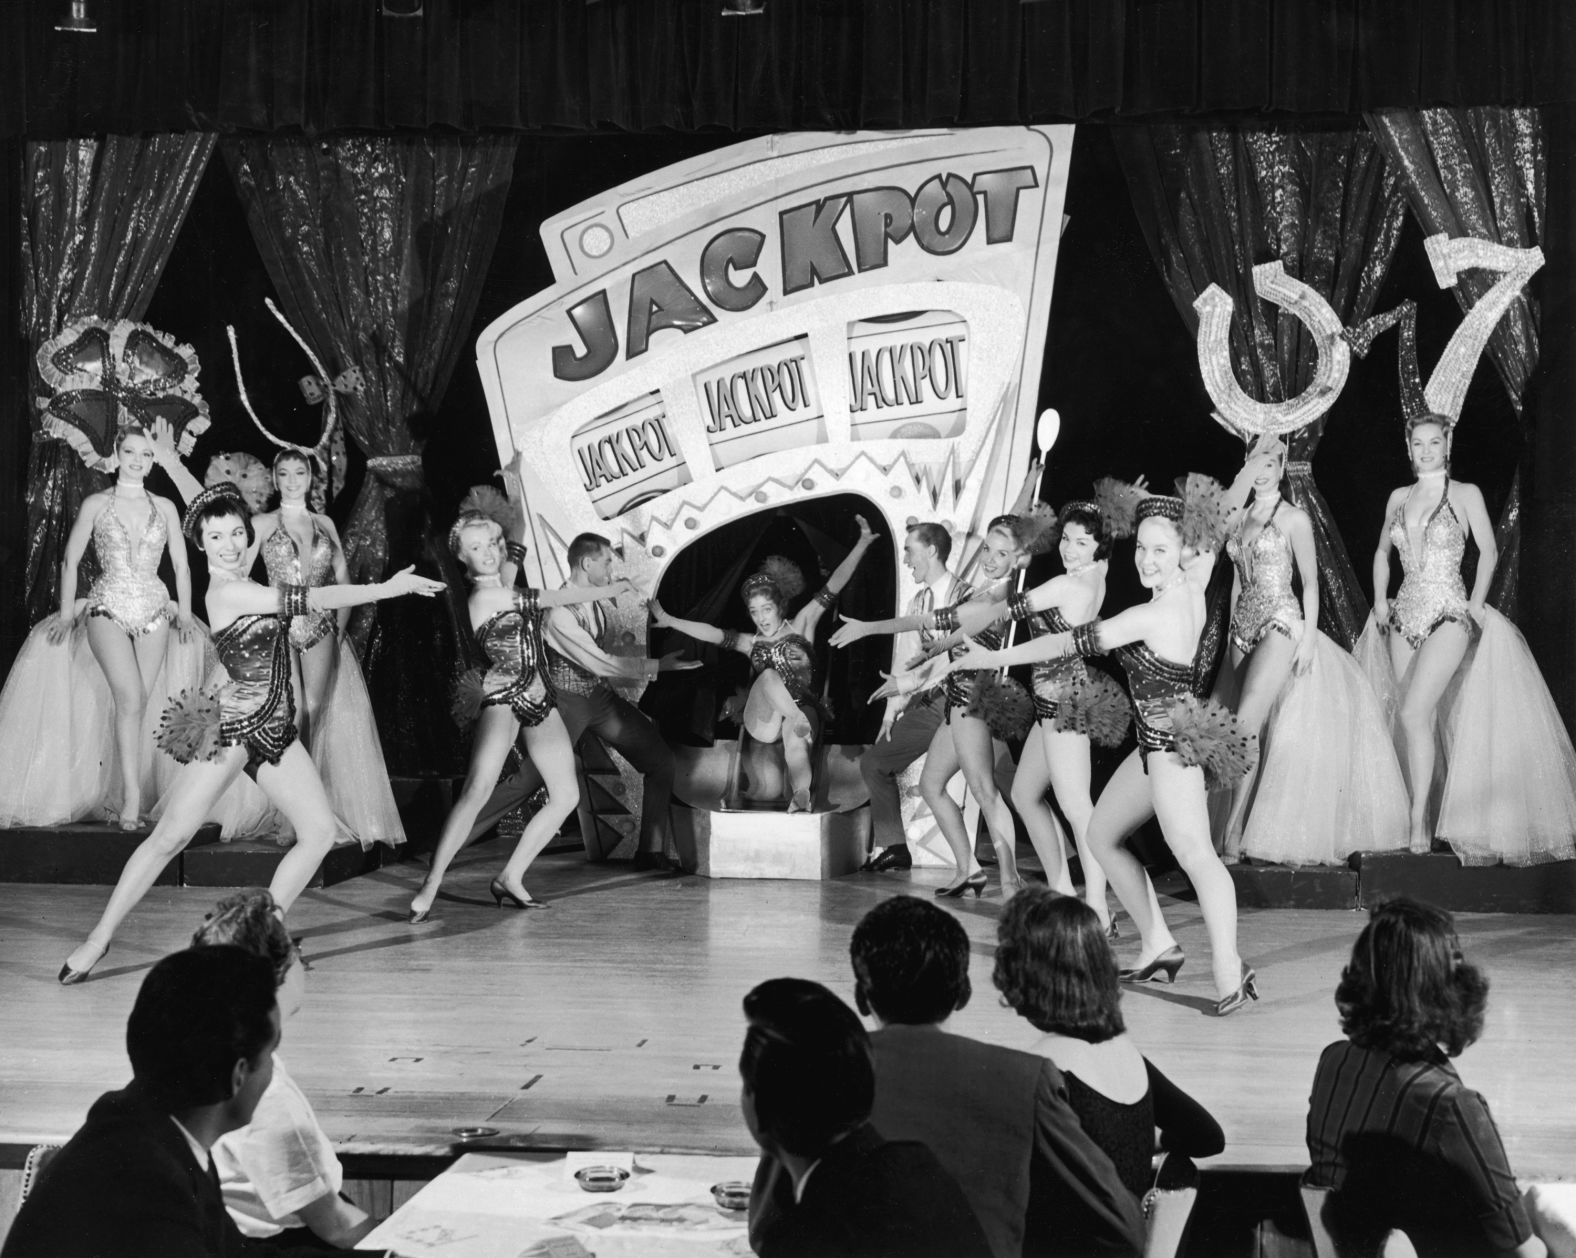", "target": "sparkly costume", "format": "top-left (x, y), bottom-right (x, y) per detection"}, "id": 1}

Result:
top-left (742, 630), bottom-right (827, 737)
top-left (208, 604), bottom-right (301, 776)
top-left (1027, 607), bottom-right (1087, 722)
top-left (1214, 510), bottom-right (1409, 865)
top-left (1387, 484), bottom-right (1475, 649)
top-left (1112, 641), bottom-right (1197, 765)
top-left (477, 588), bottom-right (555, 728)
top-left (86, 498), bottom-right (171, 636)
top-left (261, 519), bottom-right (337, 650)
